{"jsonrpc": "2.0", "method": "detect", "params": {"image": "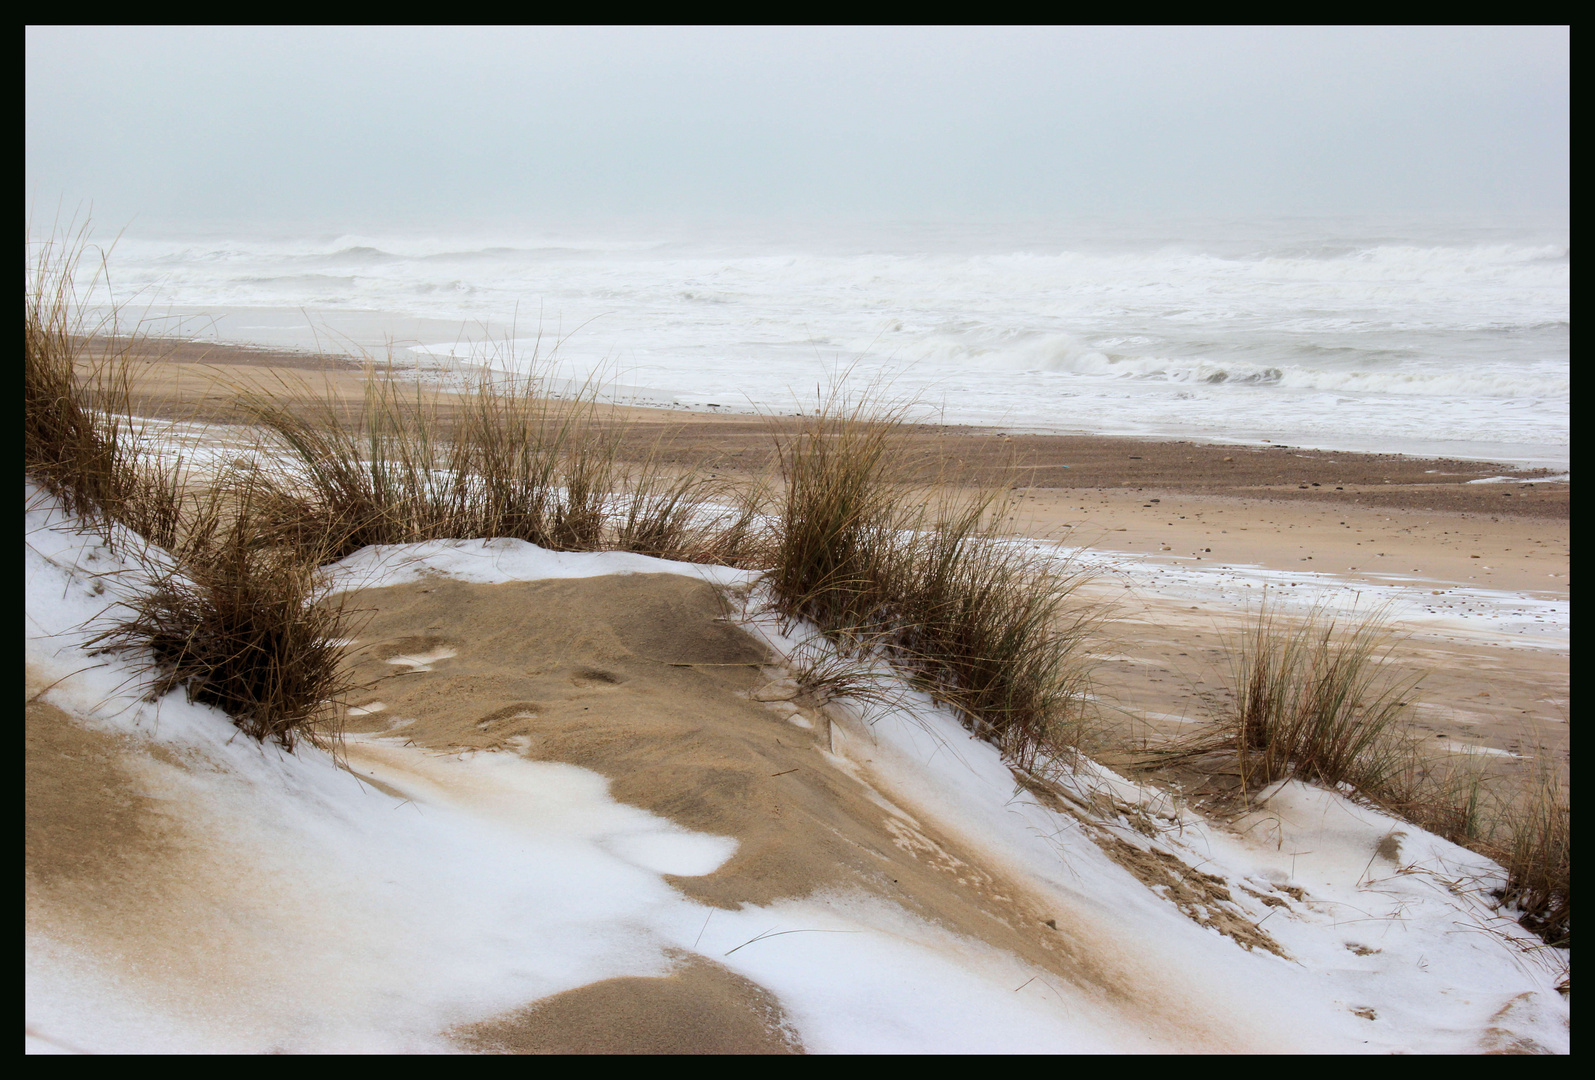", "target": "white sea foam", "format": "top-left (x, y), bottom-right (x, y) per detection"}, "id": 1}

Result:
top-left (86, 217), bottom-right (1569, 466)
